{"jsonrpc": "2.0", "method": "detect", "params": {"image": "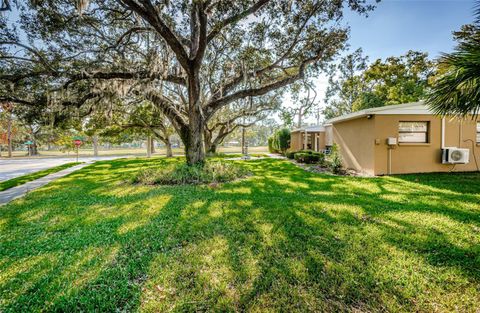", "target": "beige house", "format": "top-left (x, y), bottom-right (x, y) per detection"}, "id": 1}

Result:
top-left (290, 125), bottom-right (326, 152)
top-left (291, 102), bottom-right (480, 175)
